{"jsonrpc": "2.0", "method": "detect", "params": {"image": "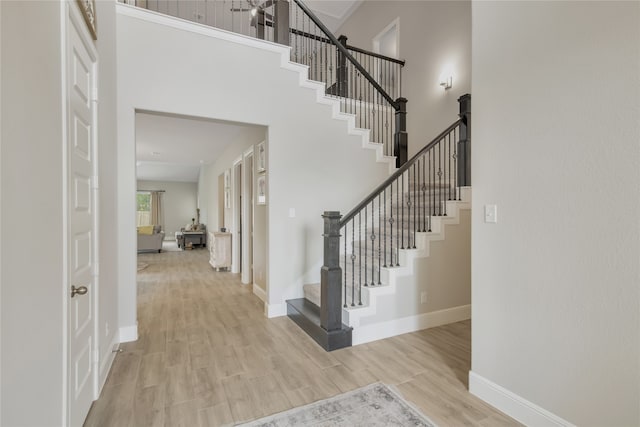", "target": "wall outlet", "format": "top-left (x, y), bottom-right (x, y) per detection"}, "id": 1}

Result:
top-left (420, 291), bottom-right (427, 304)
